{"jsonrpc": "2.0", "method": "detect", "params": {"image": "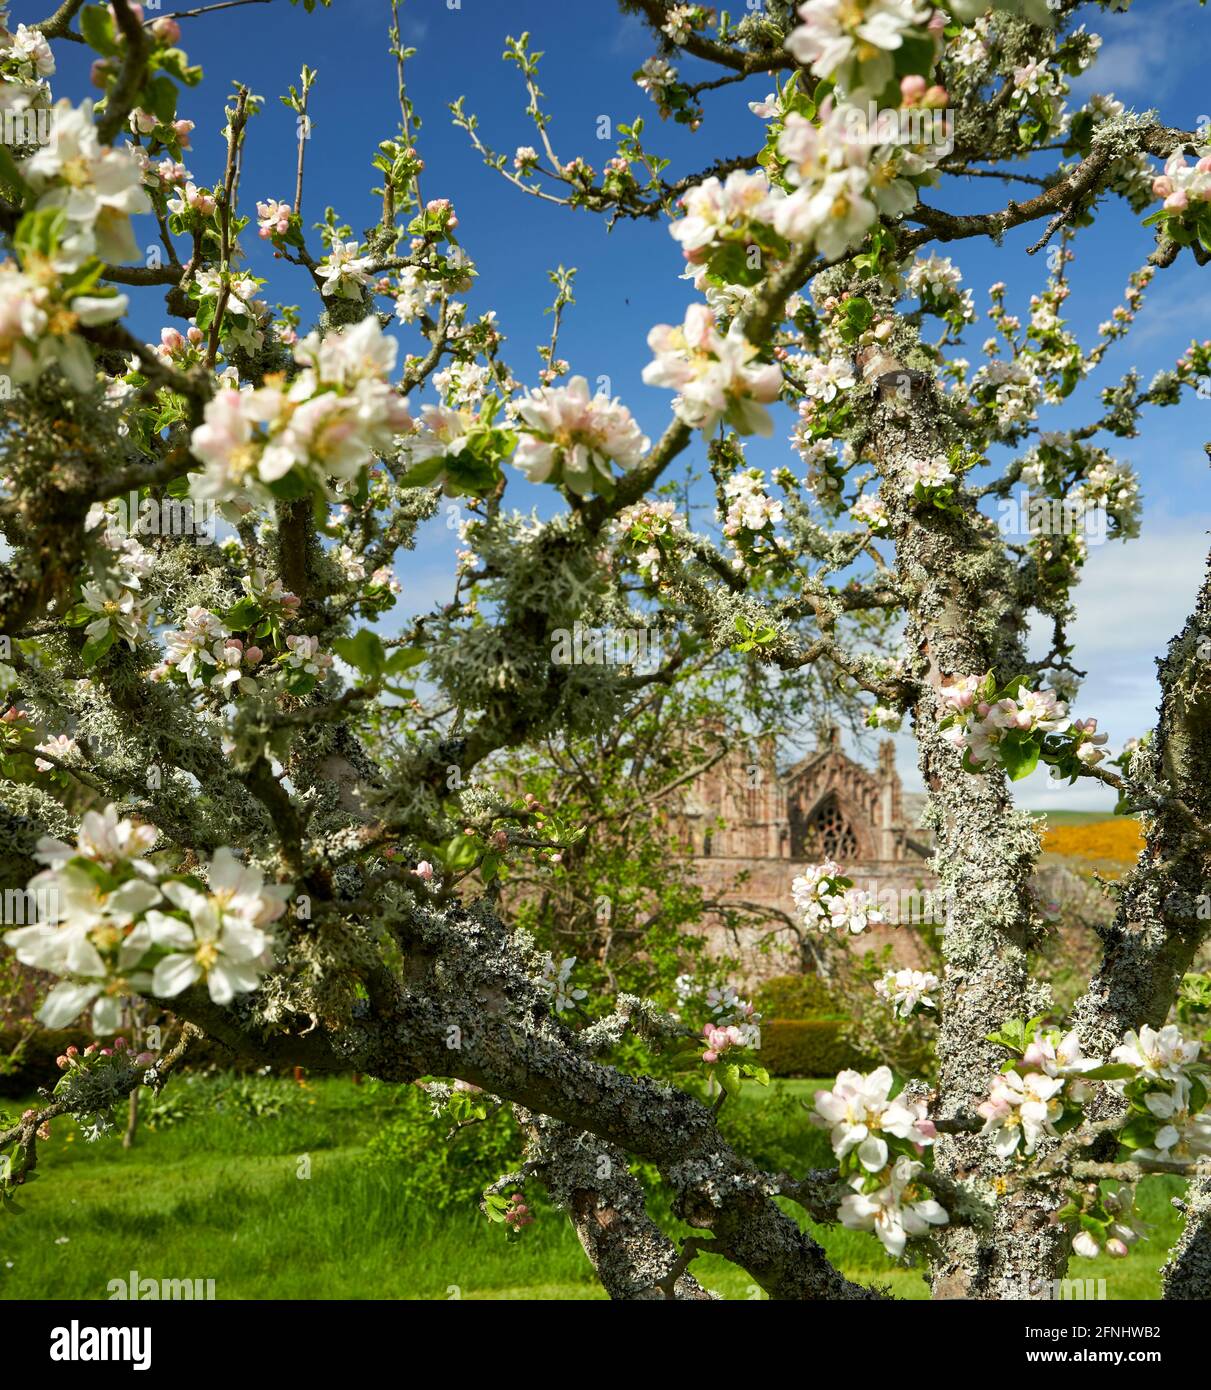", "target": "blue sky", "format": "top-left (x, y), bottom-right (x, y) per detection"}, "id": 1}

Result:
top-left (49, 0), bottom-right (1211, 809)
